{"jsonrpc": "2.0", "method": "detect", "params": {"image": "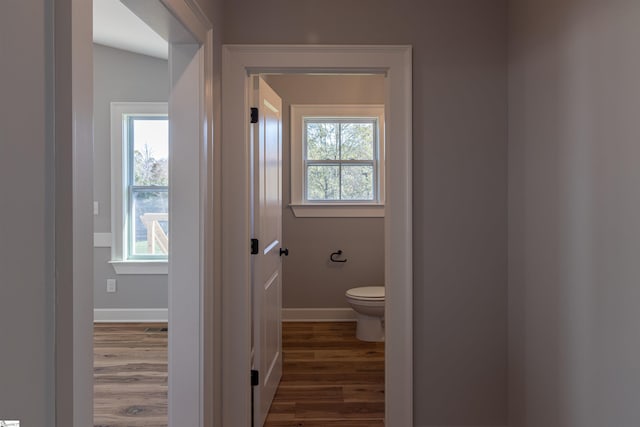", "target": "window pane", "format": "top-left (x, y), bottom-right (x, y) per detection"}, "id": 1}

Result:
top-left (306, 122), bottom-right (338, 160)
top-left (307, 165), bottom-right (339, 200)
top-left (340, 122), bottom-right (374, 160)
top-left (132, 118), bottom-right (169, 186)
top-left (341, 165), bottom-right (374, 200)
top-left (131, 189), bottom-right (169, 256)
